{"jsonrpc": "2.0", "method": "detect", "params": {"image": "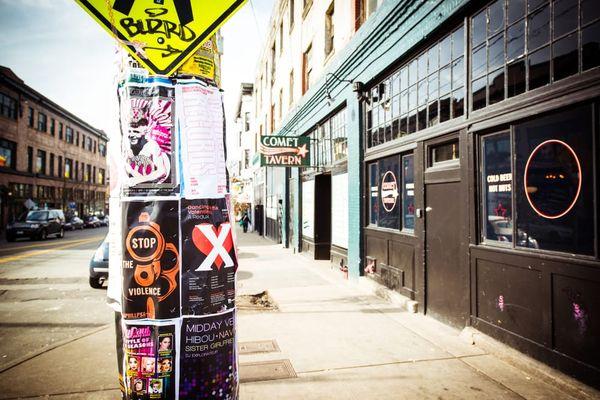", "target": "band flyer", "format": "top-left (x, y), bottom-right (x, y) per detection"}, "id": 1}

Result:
top-left (180, 311), bottom-right (238, 399)
top-left (124, 323), bottom-right (176, 400)
top-left (122, 200), bottom-right (180, 320)
top-left (119, 76), bottom-right (178, 197)
top-left (181, 198), bottom-right (236, 316)
top-left (175, 80), bottom-right (227, 198)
